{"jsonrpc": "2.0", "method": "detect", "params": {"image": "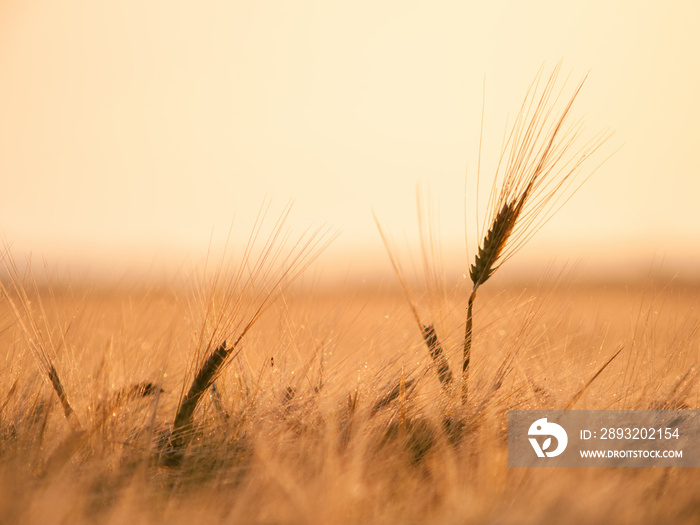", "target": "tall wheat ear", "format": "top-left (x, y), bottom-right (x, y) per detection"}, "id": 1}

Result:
top-left (163, 202), bottom-right (336, 465)
top-left (462, 64), bottom-right (614, 405)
